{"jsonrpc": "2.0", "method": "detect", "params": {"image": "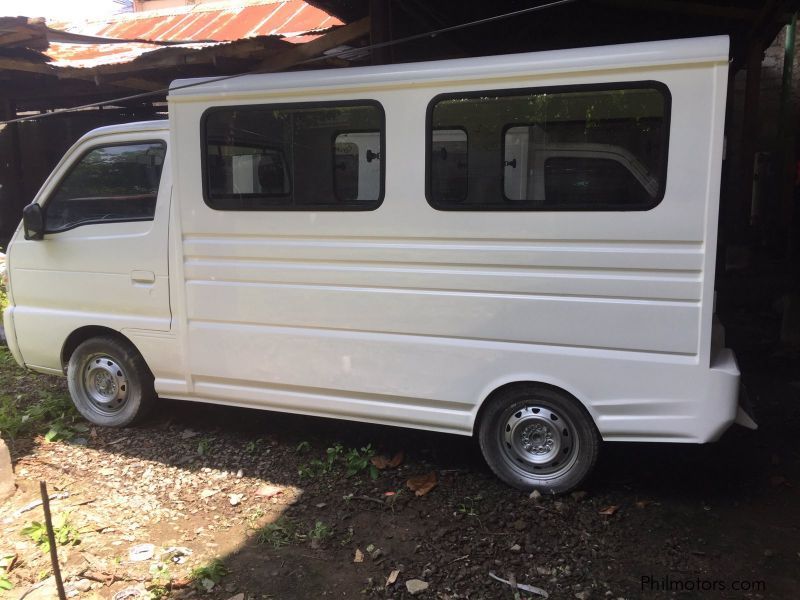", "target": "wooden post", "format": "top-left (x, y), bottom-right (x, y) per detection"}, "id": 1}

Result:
top-left (737, 41), bottom-right (763, 240)
top-left (0, 99), bottom-right (24, 249)
top-left (369, 0), bottom-right (392, 65)
top-left (779, 15), bottom-right (799, 272)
